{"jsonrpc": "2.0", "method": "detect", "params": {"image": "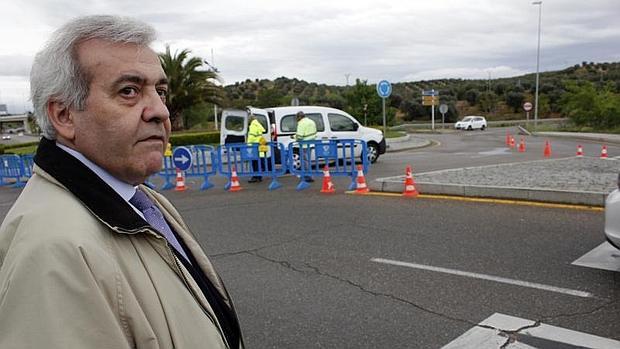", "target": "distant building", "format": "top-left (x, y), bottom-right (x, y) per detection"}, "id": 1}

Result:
top-left (0, 104), bottom-right (7, 116)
